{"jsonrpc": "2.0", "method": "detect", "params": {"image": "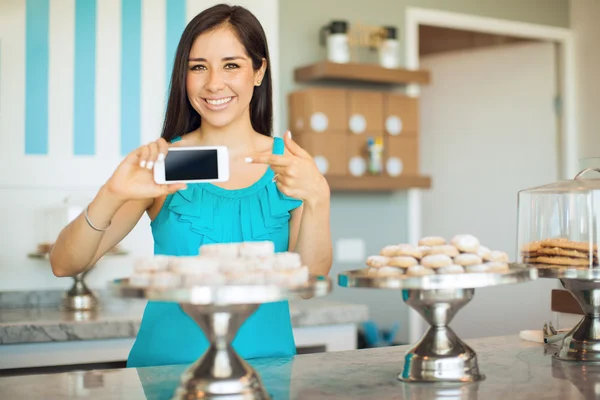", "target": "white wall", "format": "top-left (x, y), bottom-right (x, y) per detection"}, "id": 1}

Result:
top-left (571, 0), bottom-right (600, 160)
top-left (0, 0), bottom-right (278, 291)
